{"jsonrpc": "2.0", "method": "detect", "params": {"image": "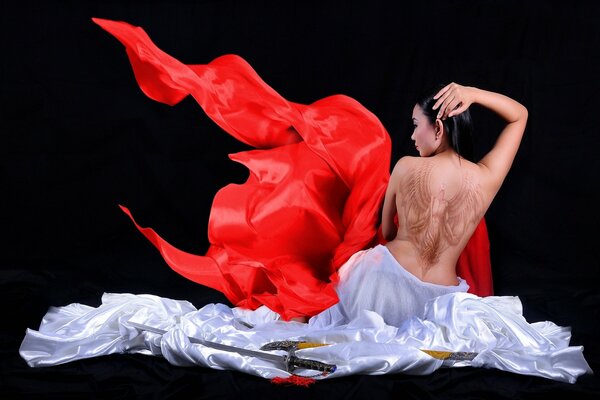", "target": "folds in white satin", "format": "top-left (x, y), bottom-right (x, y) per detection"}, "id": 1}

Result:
top-left (20, 292), bottom-right (592, 383)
